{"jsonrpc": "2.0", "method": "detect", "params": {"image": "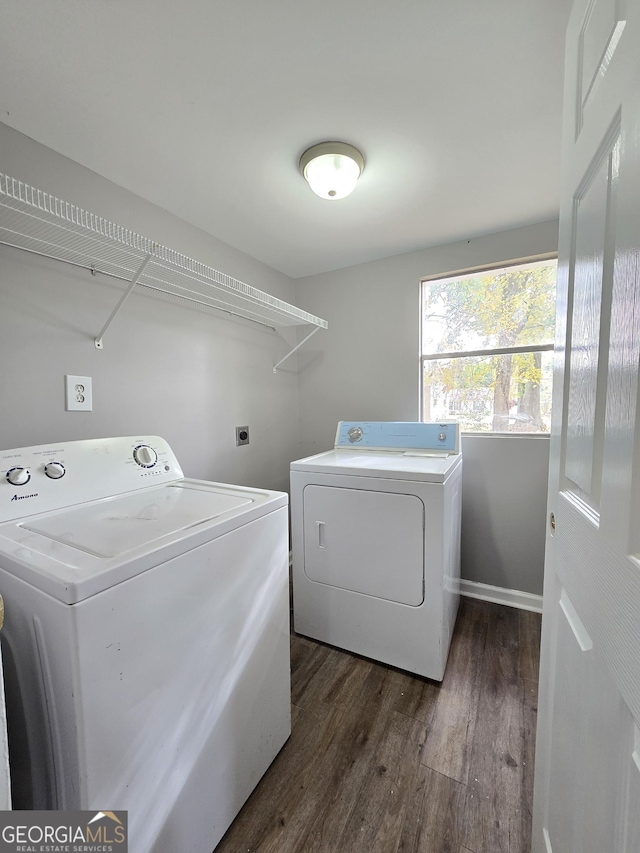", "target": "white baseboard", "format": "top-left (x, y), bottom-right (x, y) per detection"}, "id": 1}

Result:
top-left (459, 578), bottom-right (543, 614)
